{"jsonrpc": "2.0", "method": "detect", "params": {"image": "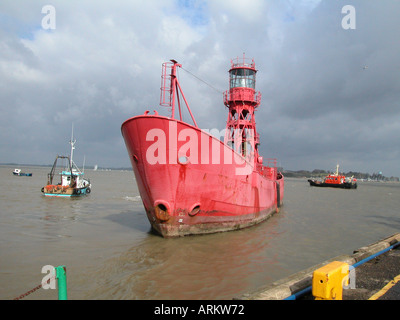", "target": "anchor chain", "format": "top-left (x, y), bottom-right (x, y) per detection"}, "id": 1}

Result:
top-left (14, 283), bottom-right (43, 300)
top-left (13, 275), bottom-right (56, 300)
